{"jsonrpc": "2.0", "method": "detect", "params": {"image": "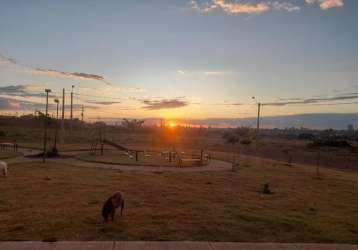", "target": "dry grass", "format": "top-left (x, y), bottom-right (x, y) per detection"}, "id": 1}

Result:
top-left (1, 157), bottom-right (358, 243)
top-left (0, 151), bottom-right (21, 160)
